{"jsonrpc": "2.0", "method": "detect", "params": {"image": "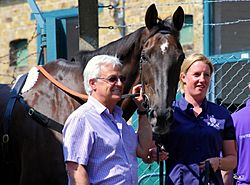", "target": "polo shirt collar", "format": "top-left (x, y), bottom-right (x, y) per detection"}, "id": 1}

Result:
top-left (178, 95), bottom-right (208, 111)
